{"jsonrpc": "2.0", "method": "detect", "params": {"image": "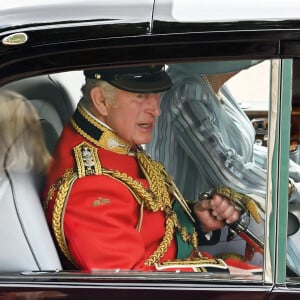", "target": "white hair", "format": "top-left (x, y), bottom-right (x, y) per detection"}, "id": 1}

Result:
top-left (79, 79), bottom-right (117, 111)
